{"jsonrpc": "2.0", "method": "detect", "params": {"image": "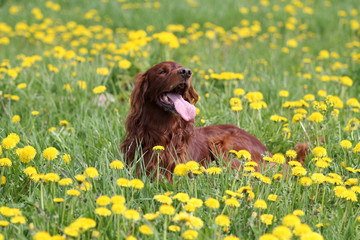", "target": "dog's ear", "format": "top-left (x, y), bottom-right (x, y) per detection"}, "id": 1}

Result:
top-left (184, 80), bottom-right (199, 104)
top-left (125, 73), bottom-right (148, 131)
